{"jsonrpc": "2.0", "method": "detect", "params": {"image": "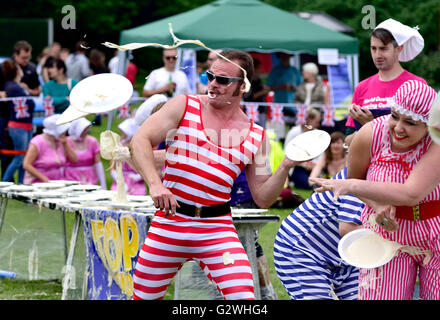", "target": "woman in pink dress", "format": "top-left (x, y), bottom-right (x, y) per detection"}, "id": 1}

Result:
top-left (311, 80), bottom-right (440, 300)
top-left (23, 114), bottom-right (77, 184)
top-left (65, 118), bottom-right (107, 188)
top-left (110, 118), bottom-right (146, 195)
